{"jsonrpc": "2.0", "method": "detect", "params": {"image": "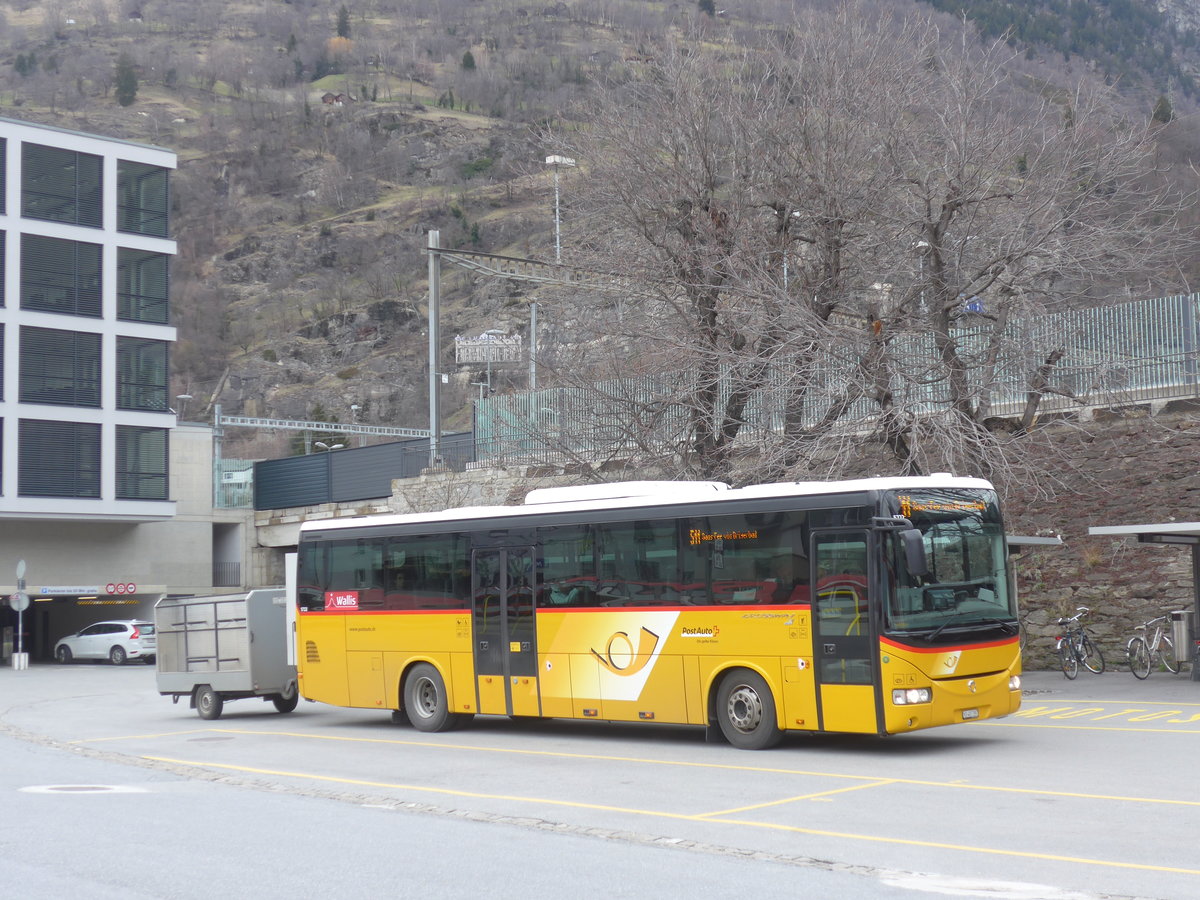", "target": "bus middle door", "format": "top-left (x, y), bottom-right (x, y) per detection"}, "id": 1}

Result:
top-left (811, 531), bottom-right (882, 734)
top-left (472, 547), bottom-right (540, 717)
